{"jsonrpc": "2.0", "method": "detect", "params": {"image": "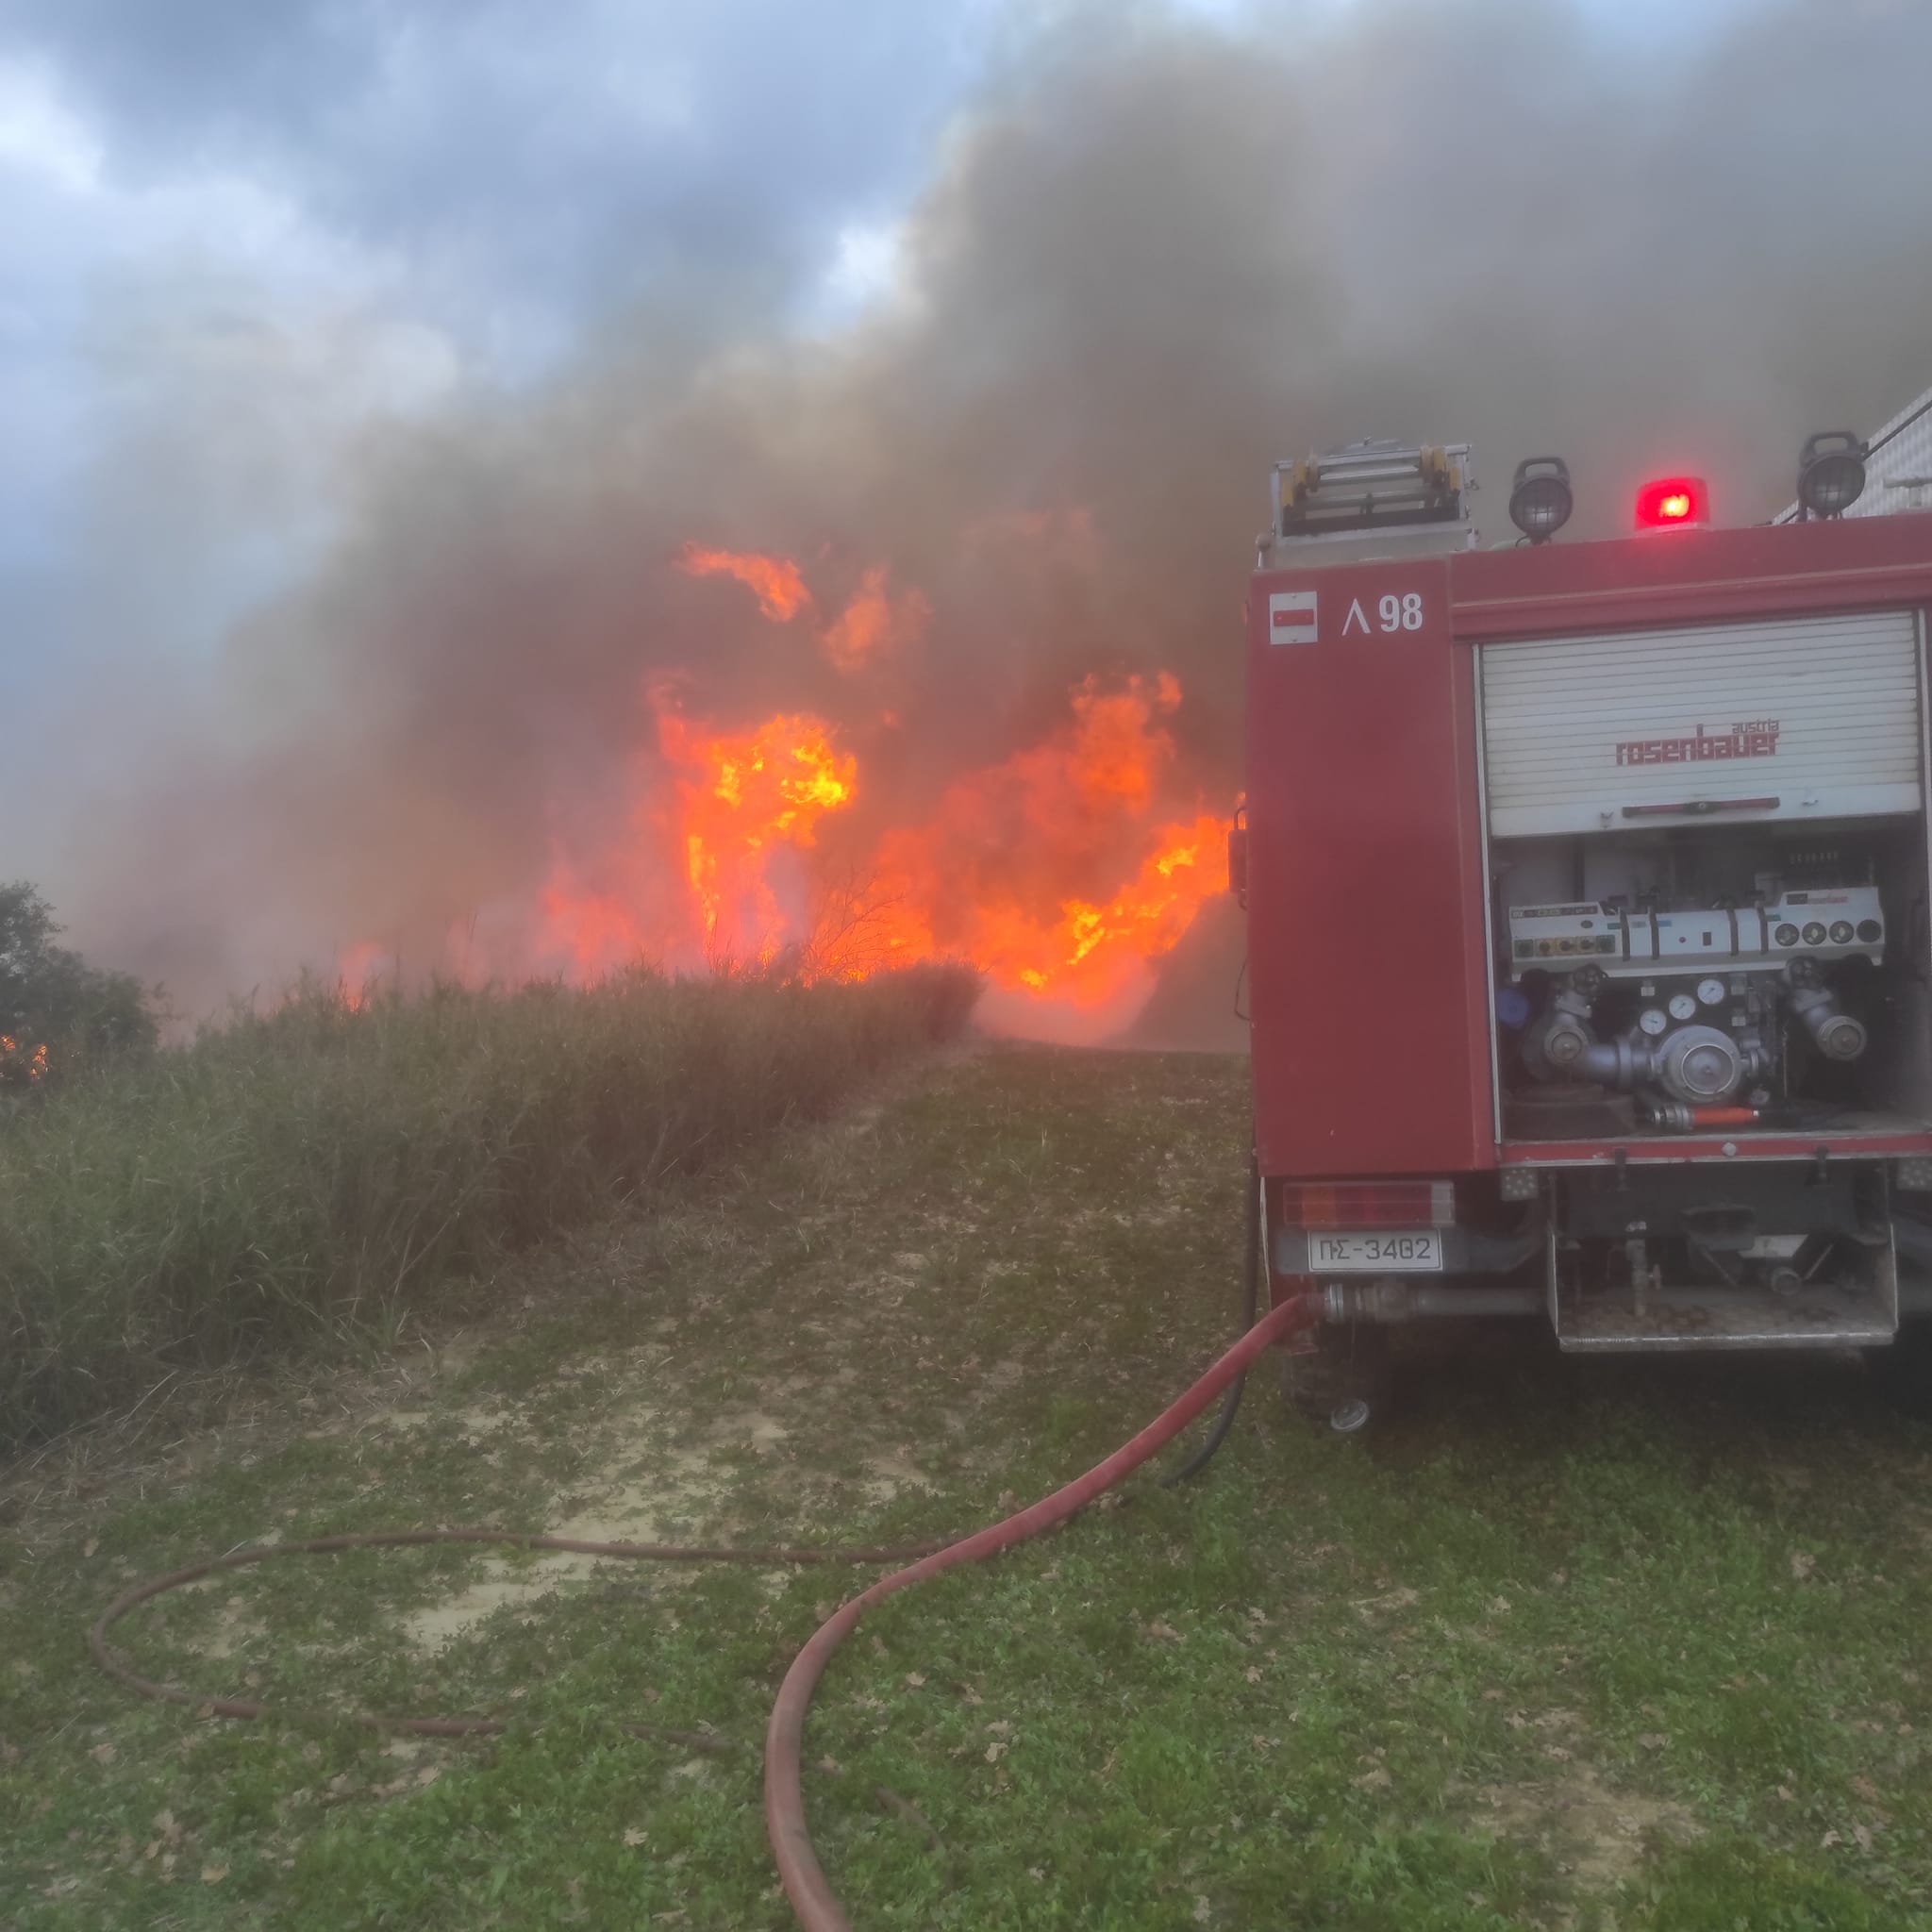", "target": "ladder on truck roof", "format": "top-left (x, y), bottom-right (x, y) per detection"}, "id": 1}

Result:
top-left (1261, 438), bottom-right (1475, 567)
